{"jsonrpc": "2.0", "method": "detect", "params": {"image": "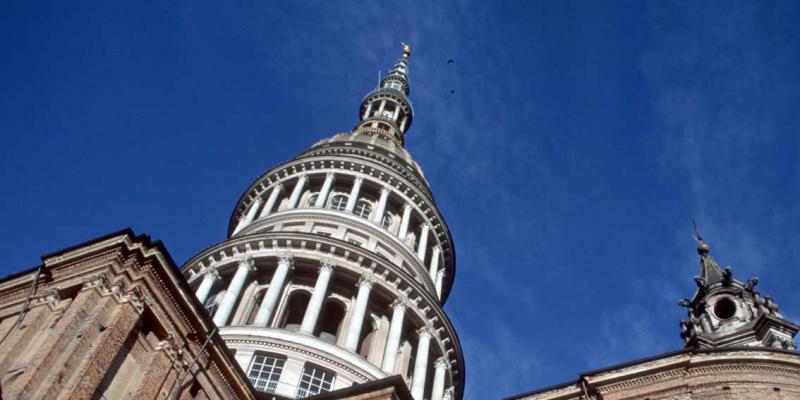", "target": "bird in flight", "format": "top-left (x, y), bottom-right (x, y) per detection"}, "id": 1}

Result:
top-left (447, 59), bottom-right (455, 64)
